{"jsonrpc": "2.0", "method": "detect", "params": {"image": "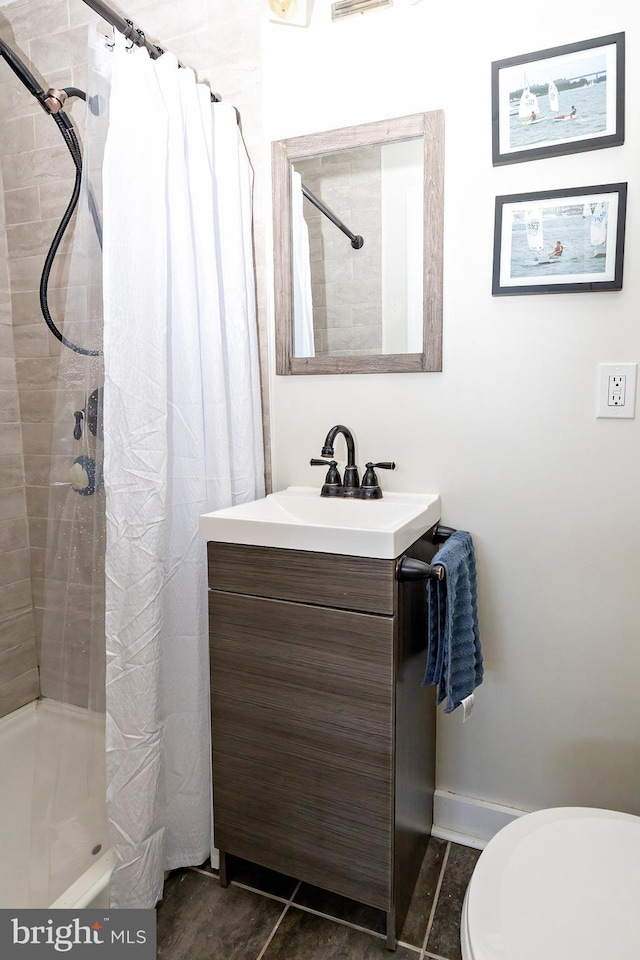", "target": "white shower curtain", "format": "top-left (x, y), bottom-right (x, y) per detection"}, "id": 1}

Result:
top-left (291, 170), bottom-right (315, 357)
top-left (101, 34), bottom-right (264, 909)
